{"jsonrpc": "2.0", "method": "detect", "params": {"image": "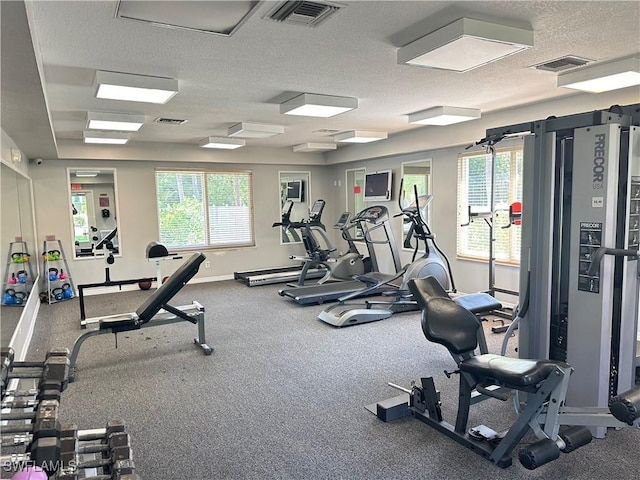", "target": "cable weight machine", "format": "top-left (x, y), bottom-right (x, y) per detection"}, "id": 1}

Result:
top-left (488, 103), bottom-right (640, 438)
